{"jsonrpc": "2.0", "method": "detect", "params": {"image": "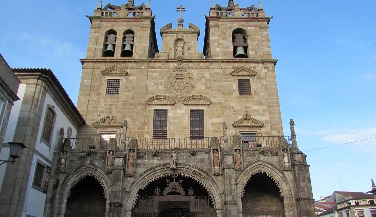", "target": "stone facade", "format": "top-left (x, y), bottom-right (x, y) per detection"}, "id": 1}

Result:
top-left (0, 54), bottom-right (20, 148)
top-left (44, 1), bottom-right (315, 217)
